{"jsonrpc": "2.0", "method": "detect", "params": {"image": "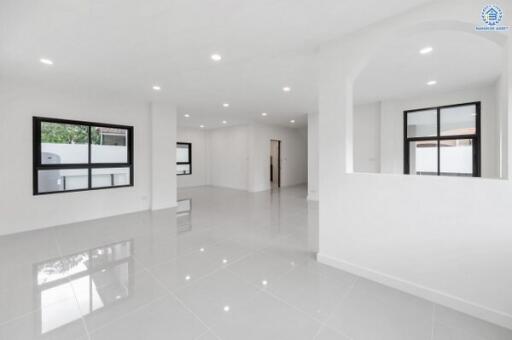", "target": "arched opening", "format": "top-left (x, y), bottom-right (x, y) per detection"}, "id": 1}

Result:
top-left (351, 21), bottom-right (508, 179)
